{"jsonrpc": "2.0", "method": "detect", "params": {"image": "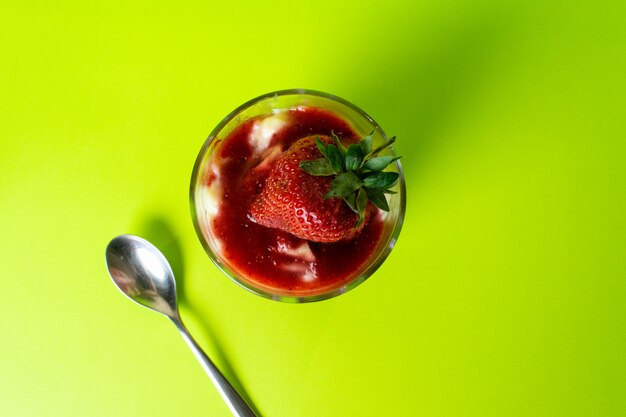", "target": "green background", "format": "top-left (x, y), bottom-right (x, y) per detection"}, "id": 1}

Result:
top-left (1, 1), bottom-right (625, 416)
